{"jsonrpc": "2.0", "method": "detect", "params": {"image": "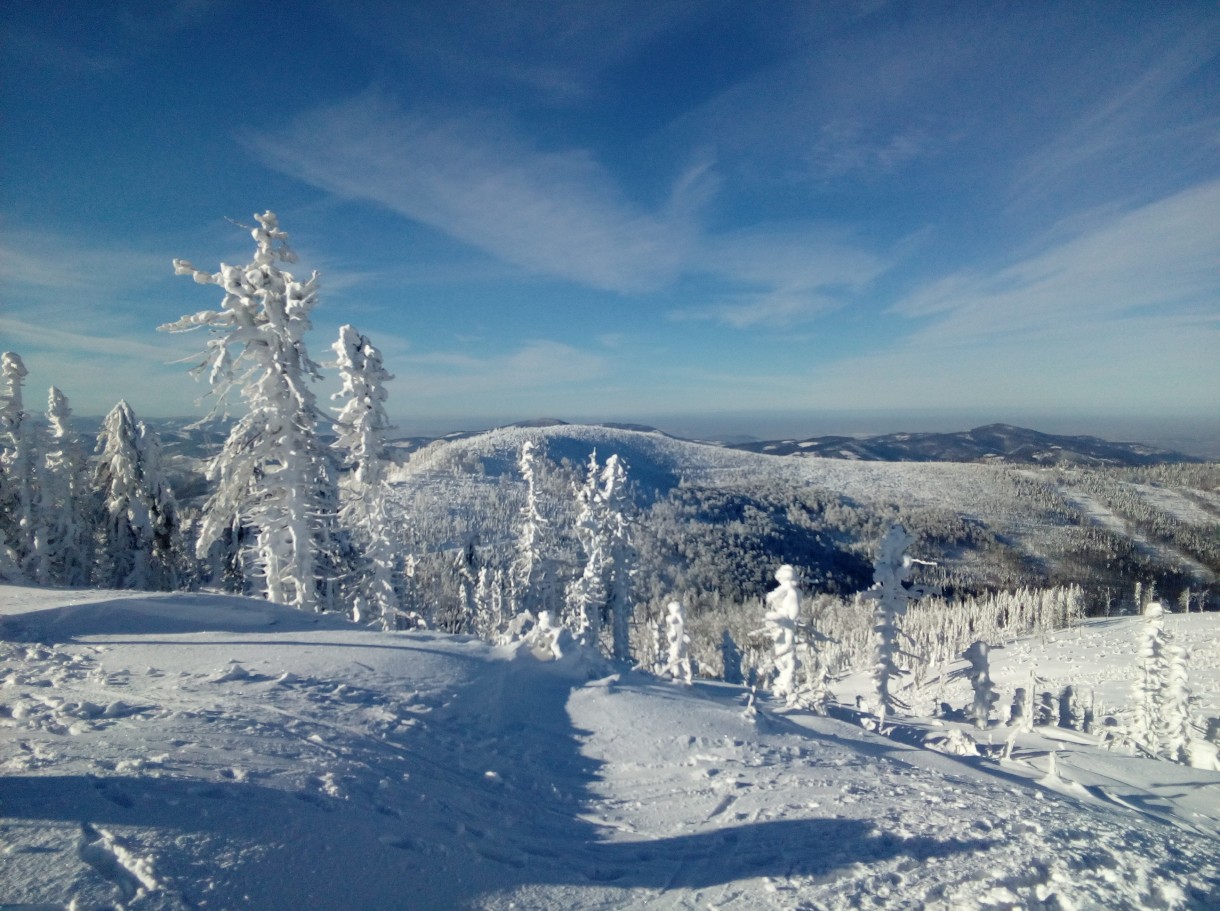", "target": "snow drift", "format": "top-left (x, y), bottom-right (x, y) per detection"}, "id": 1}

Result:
top-left (1, 585), bottom-right (1218, 910)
